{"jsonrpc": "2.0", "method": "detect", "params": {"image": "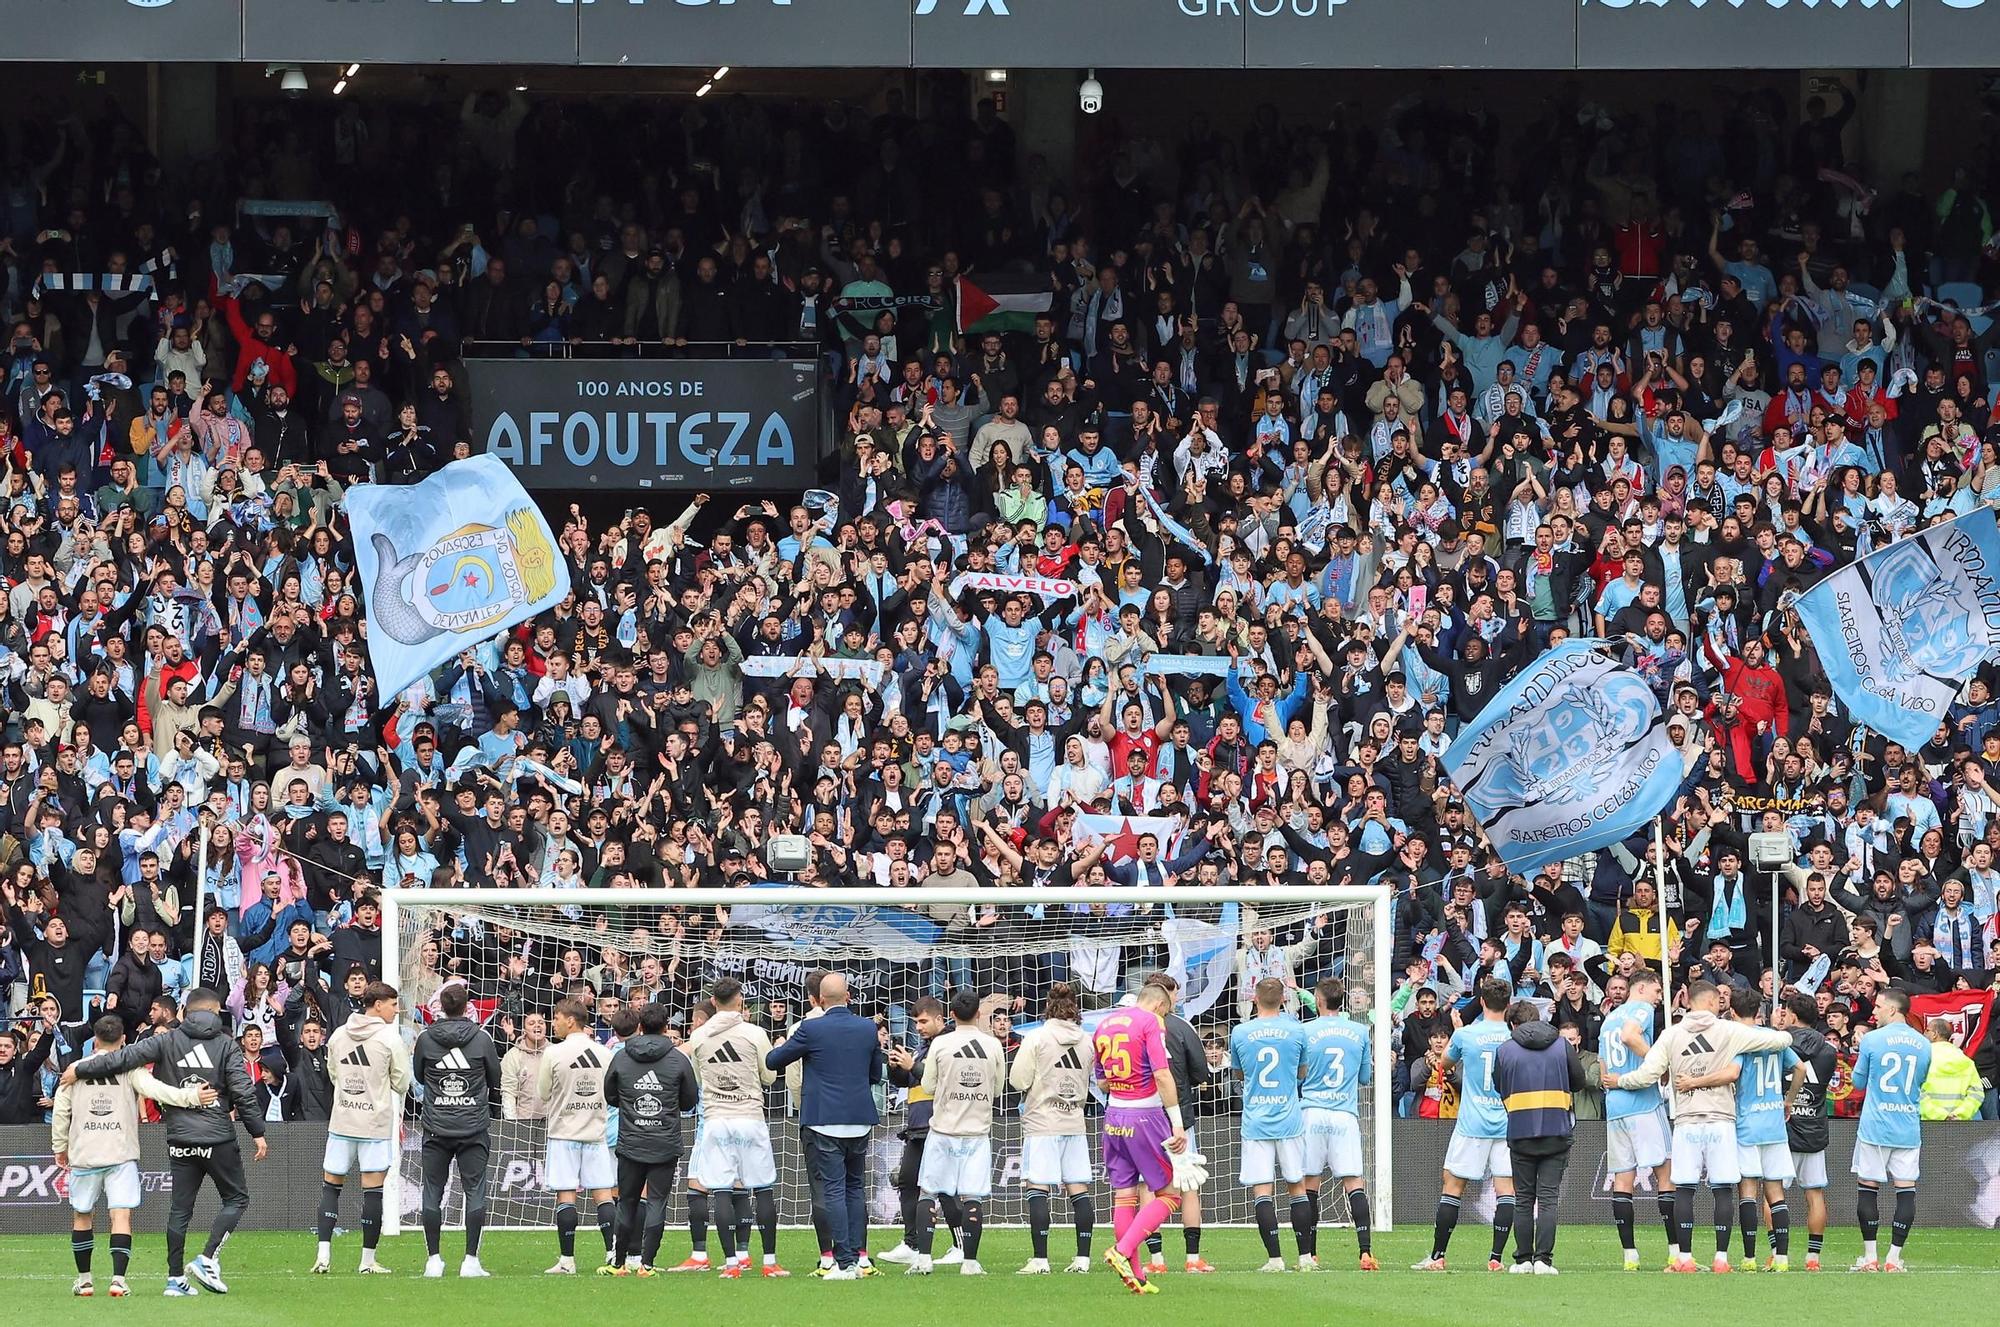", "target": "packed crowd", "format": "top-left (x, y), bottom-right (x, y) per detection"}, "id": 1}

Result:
top-left (0, 85), bottom-right (1994, 1142)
